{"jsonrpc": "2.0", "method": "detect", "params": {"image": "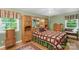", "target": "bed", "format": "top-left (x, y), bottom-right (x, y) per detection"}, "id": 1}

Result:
top-left (32, 30), bottom-right (67, 50)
